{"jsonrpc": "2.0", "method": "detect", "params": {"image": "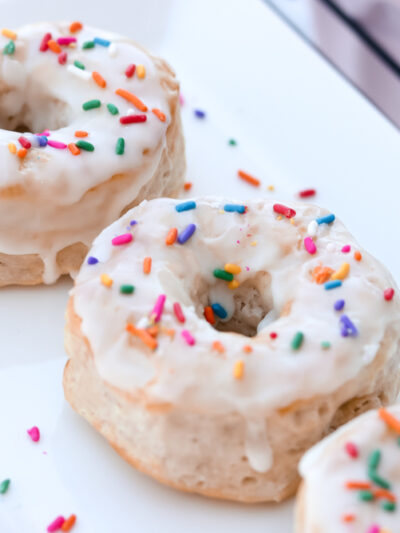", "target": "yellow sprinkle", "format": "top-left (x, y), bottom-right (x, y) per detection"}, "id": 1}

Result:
top-left (277, 215), bottom-right (282, 221)
top-left (218, 209), bottom-right (225, 214)
top-left (228, 280), bottom-right (240, 290)
top-left (69, 42), bottom-right (77, 48)
top-left (137, 64), bottom-right (146, 79)
top-left (8, 142), bottom-right (16, 154)
top-left (233, 360), bottom-right (245, 379)
top-left (267, 184), bottom-right (275, 191)
top-left (250, 241), bottom-right (257, 246)
top-left (224, 263), bottom-right (241, 275)
top-left (100, 273), bottom-right (113, 287)
top-left (1, 28), bottom-right (17, 40)
top-left (331, 262), bottom-right (350, 281)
